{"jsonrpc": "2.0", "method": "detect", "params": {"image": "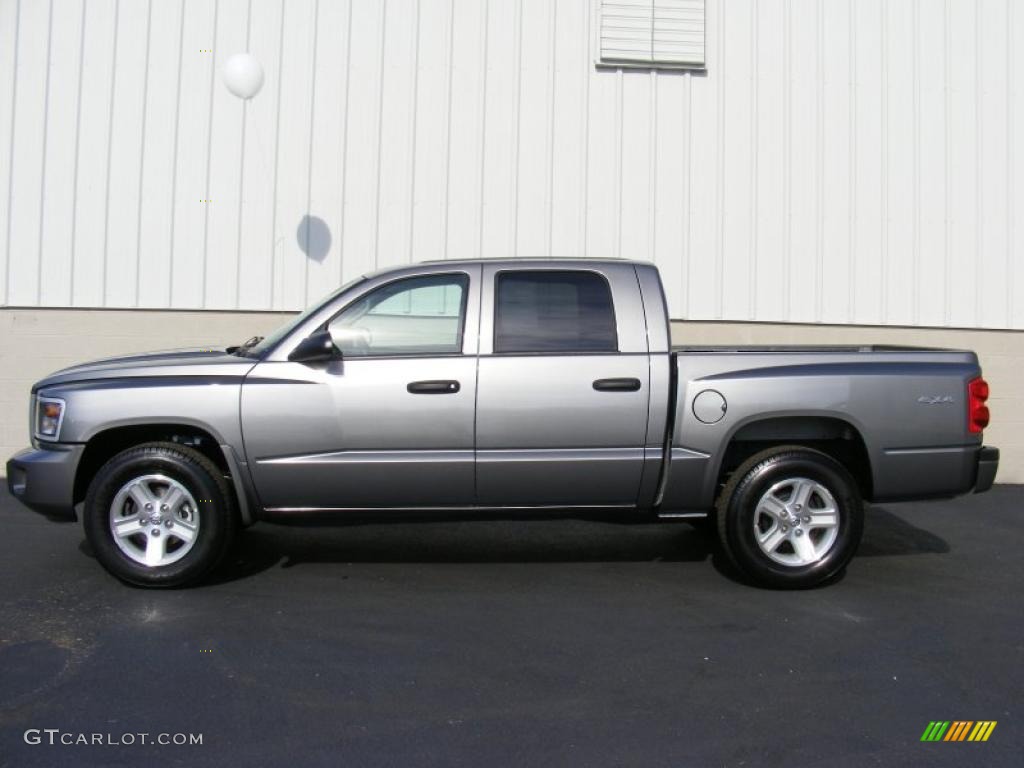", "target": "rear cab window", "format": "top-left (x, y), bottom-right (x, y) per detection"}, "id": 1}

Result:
top-left (494, 271), bottom-right (618, 354)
